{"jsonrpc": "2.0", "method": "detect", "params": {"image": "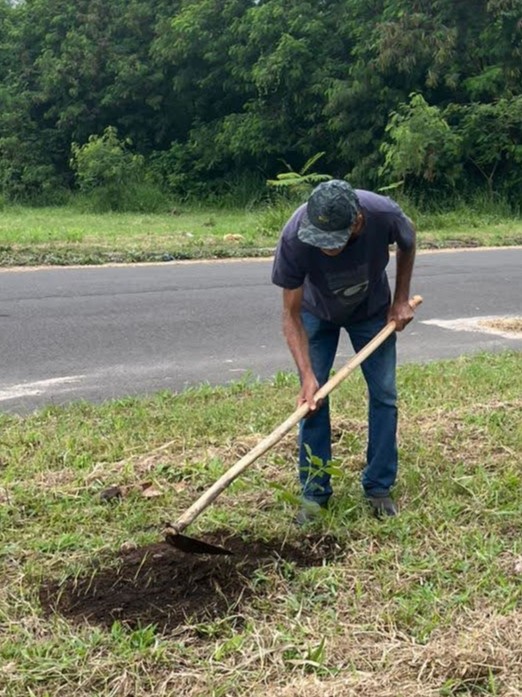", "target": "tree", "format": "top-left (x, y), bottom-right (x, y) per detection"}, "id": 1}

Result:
top-left (451, 97), bottom-right (522, 199)
top-left (0, 0), bottom-right (180, 199)
top-left (152, 0), bottom-right (349, 183)
top-left (0, 0), bottom-right (520, 201)
top-left (380, 93), bottom-right (462, 190)
top-left (325, 0), bottom-right (522, 187)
